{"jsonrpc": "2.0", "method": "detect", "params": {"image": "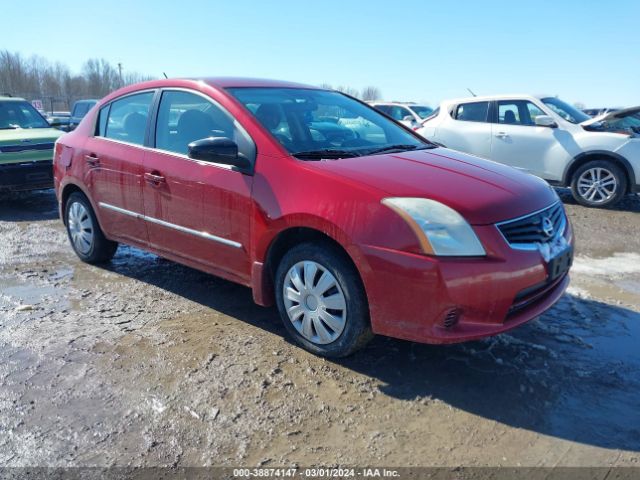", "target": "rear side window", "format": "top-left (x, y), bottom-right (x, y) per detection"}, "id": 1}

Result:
top-left (454, 102), bottom-right (489, 123)
top-left (100, 92), bottom-right (154, 146)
